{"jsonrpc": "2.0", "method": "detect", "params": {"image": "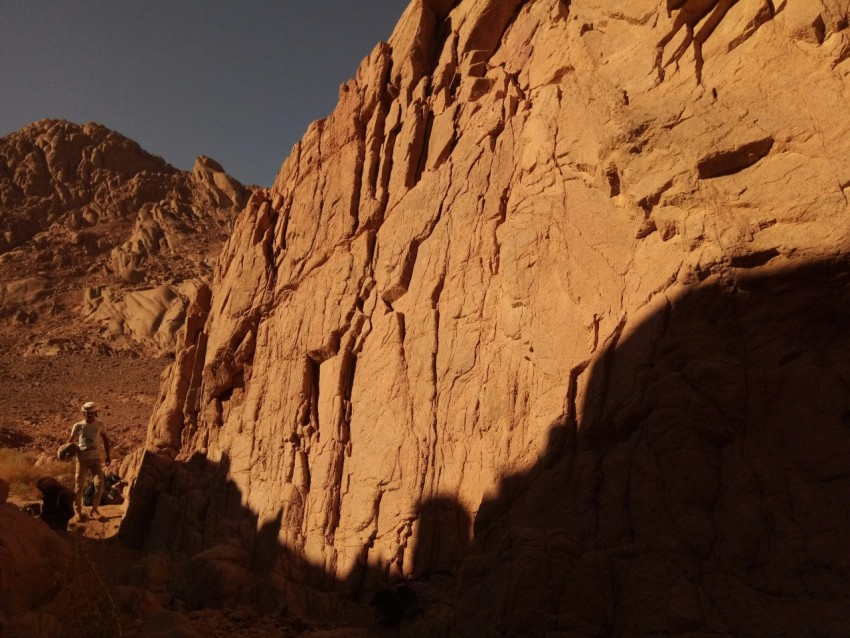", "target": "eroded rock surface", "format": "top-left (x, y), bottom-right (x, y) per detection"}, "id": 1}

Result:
top-left (124, 0), bottom-right (850, 634)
